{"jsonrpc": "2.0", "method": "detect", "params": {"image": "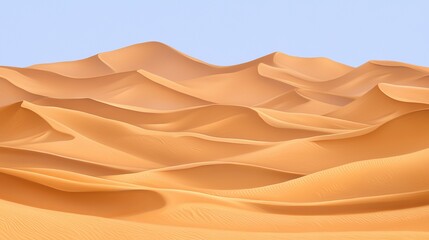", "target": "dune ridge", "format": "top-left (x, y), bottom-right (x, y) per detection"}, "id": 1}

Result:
top-left (1, 41), bottom-right (429, 239)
